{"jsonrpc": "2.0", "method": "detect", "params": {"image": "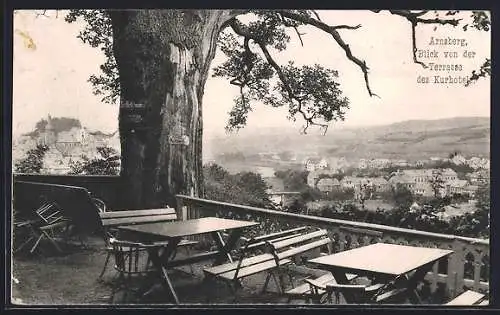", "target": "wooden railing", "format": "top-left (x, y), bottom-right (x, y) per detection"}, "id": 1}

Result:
top-left (176, 195), bottom-right (489, 300)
